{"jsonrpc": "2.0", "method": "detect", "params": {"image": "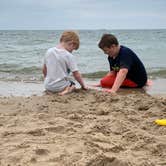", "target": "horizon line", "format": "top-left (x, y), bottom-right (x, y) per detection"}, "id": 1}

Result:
top-left (0, 28), bottom-right (166, 31)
